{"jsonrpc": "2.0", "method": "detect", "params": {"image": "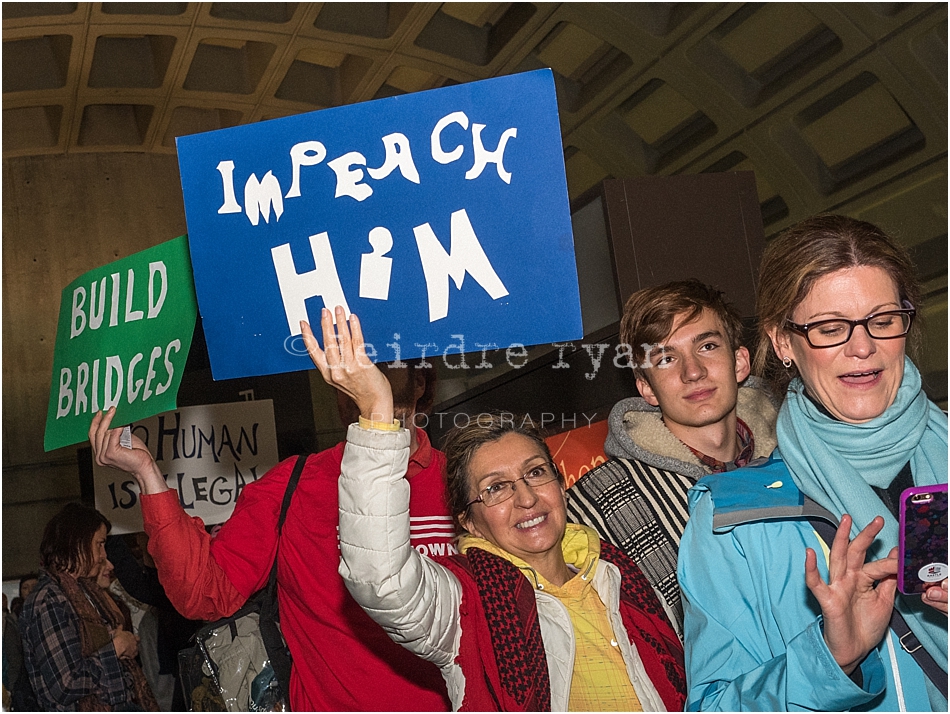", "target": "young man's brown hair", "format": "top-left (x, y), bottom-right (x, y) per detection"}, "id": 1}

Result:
top-left (619, 280), bottom-right (744, 381)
